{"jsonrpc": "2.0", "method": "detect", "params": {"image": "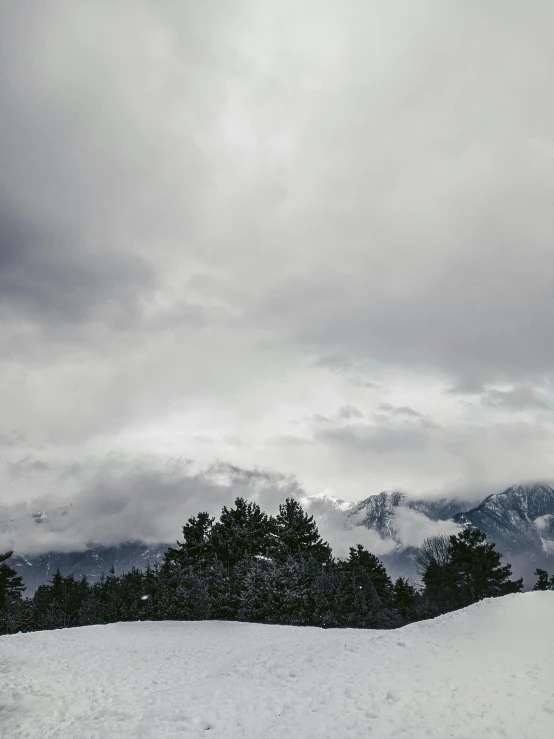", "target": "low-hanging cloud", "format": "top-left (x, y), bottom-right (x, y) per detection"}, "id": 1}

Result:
top-left (0, 456), bottom-right (307, 556)
top-left (1, 454), bottom-right (414, 560)
top-left (302, 497), bottom-right (397, 560)
top-left (393, 506), bottom-right (462, 549)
